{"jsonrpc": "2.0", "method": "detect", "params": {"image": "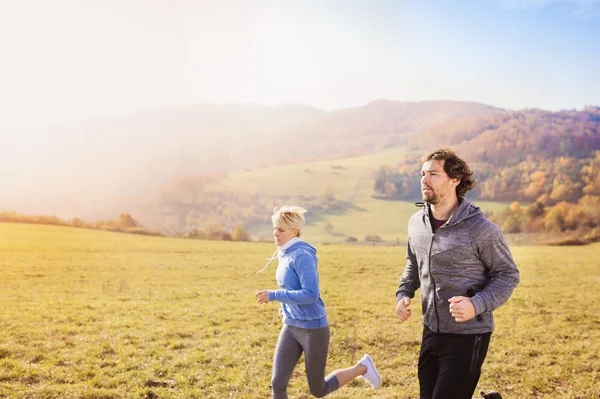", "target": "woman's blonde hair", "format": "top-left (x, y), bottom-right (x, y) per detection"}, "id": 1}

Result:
top-left (271, 205), bottom-right (307, 236)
